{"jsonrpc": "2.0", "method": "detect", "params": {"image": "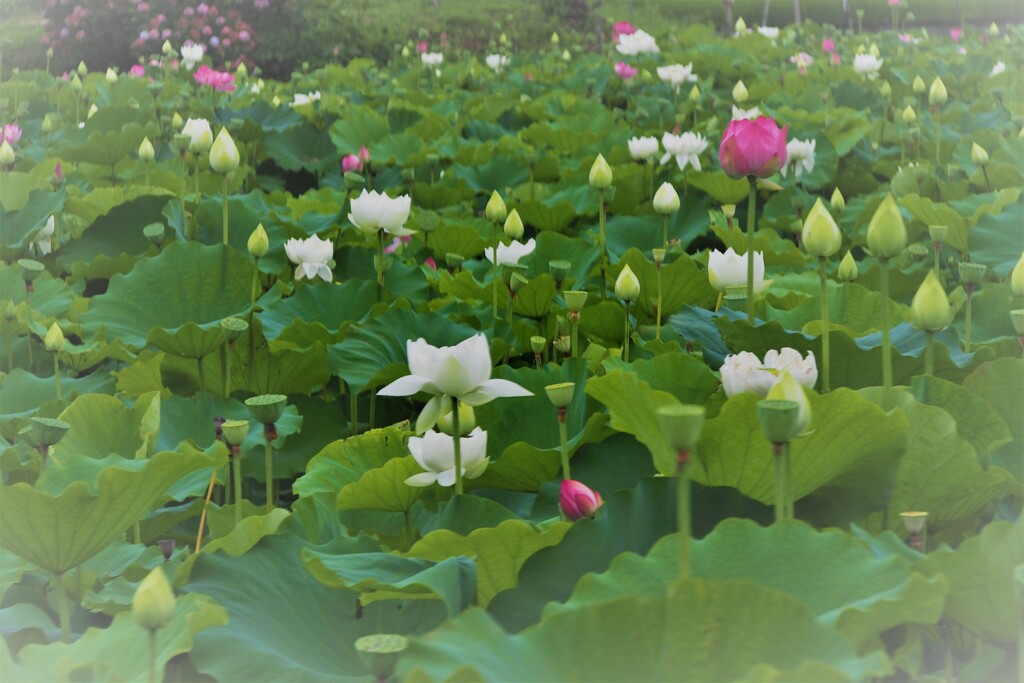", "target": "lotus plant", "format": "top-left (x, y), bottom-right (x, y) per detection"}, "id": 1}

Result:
top-left (801, 198), bottom-right (842, 391)
top-left (559, 479), bottom-right (603, 521)
top-left (284, 235), bottom-right (334, 283)
top-left (404, 428), bottom-right (490, 488)
top-left (348, 189), bottom-right (413, 290)
top-left (866, 195), bottom-right (908, 398)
